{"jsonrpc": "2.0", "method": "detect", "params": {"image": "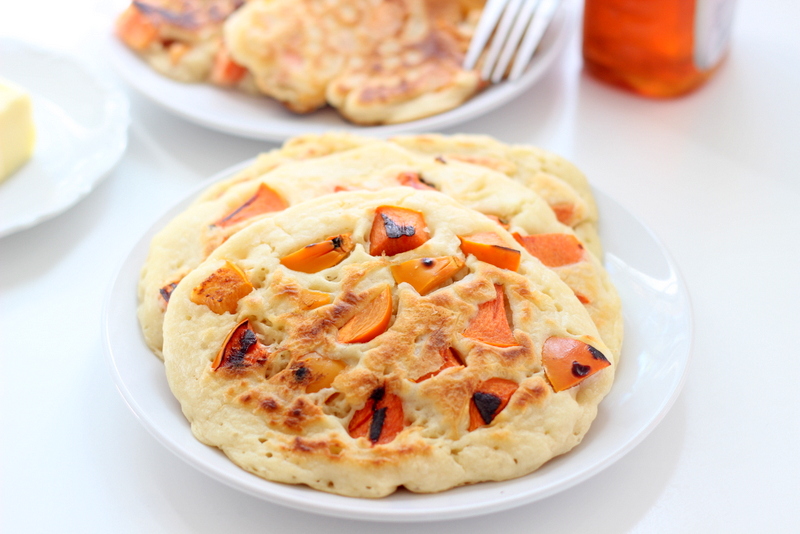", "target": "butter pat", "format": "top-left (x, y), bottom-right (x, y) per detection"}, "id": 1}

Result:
top-left (0, 78), bottom-right (36, 182)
